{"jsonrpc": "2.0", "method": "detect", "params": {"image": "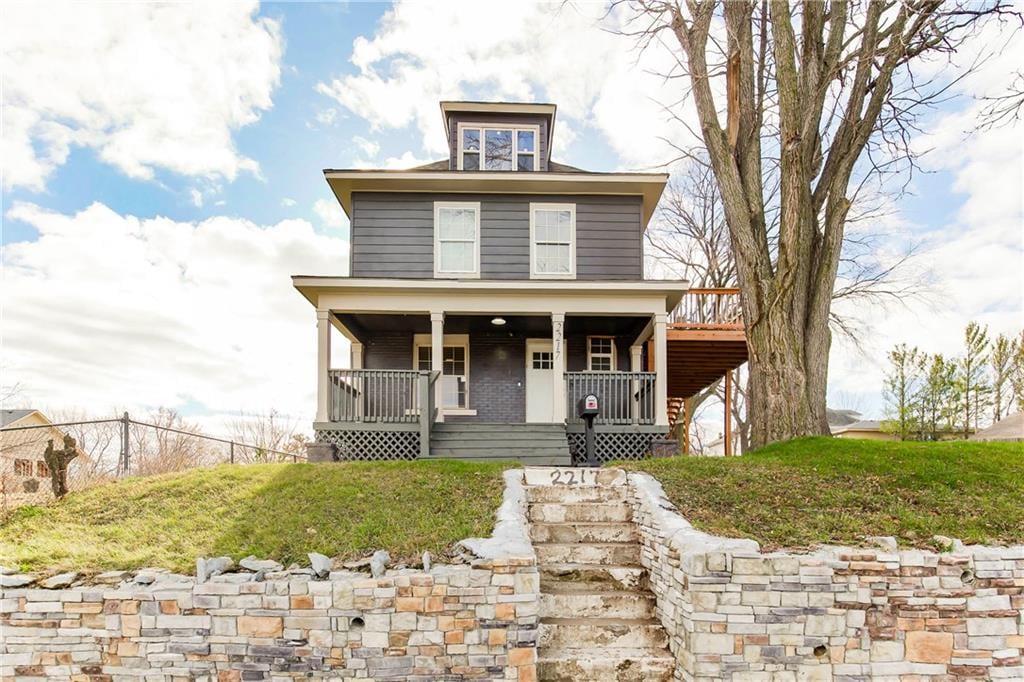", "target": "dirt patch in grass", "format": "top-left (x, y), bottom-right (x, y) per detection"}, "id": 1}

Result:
top-left (625, 437), bottom-right (1024, 551)
top-left (0, 460), bottom-right (514, 574)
